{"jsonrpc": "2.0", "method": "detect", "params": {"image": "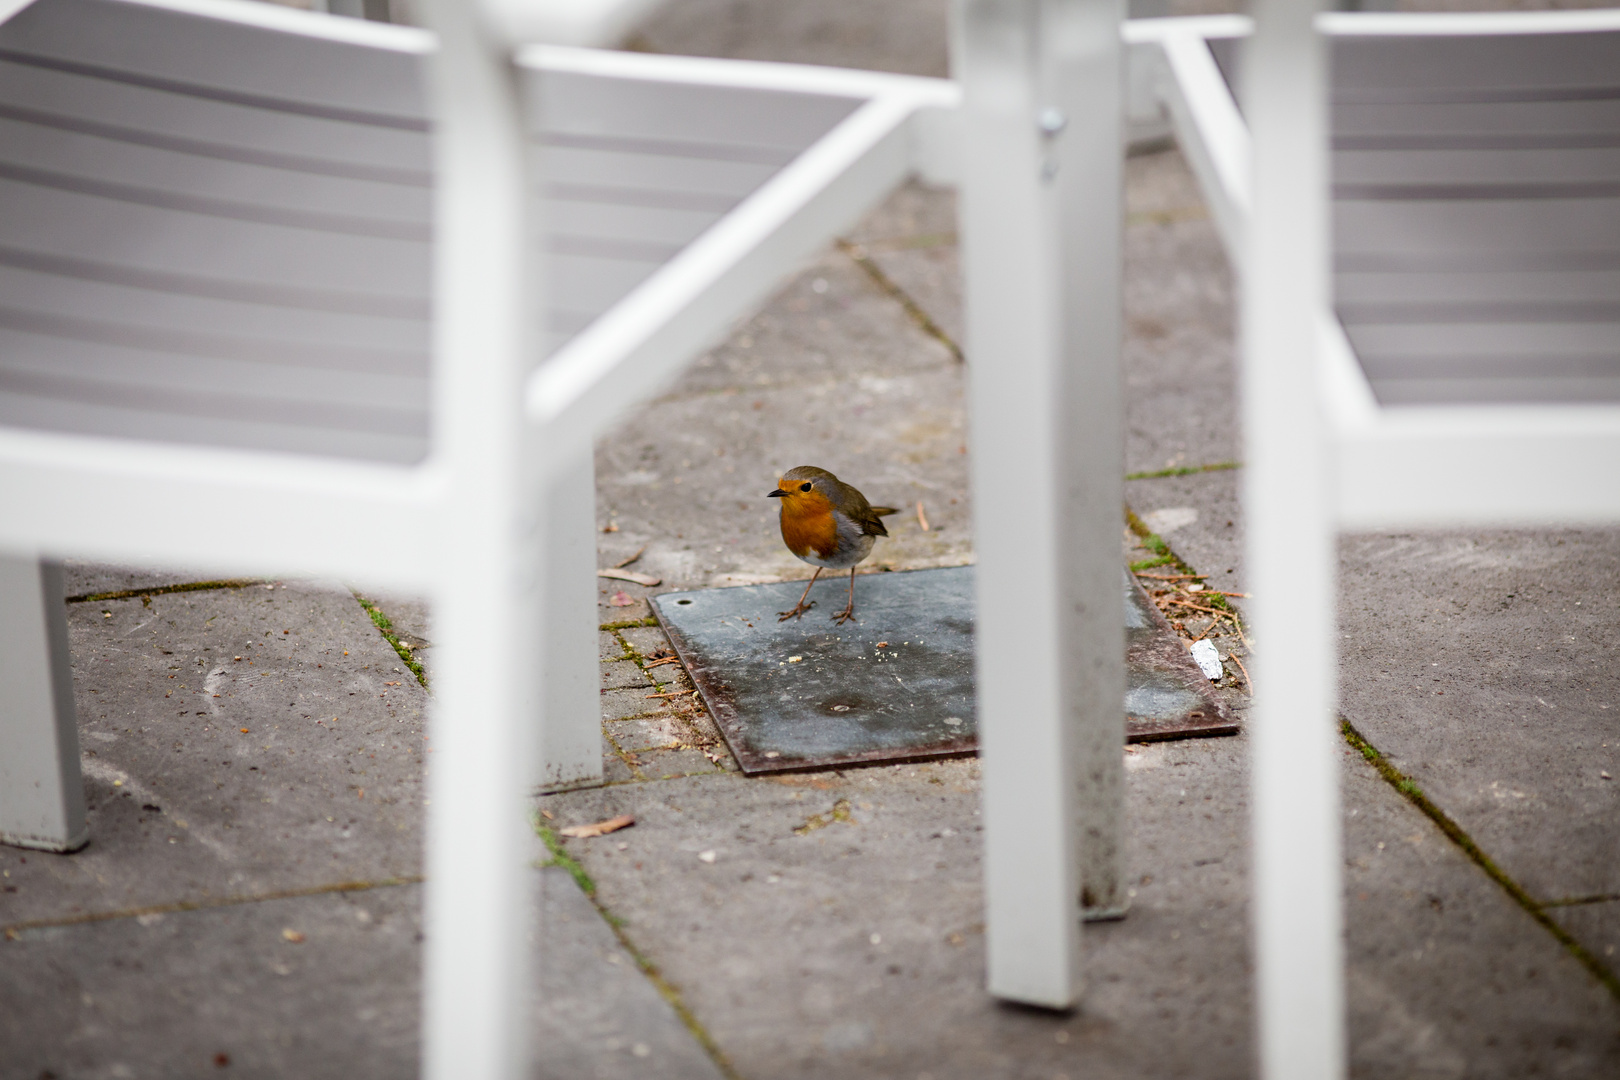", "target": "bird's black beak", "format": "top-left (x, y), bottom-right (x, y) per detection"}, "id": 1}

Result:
top-left (766, 488), bottom-right (786, 498)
